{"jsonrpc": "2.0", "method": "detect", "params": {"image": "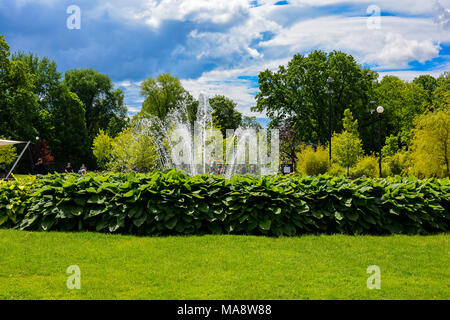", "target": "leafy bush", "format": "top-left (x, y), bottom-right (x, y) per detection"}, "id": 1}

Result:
top-left (295, 144), bottom-right (329, 176)
top-left (350, 155), bottom-right (378, 178)
top-left (384, 151), bottom-right (410, 176)
top-left (0, 137), bottom-right (17, 172)
top-left (0, 171), bottom-right (448, 236)
top-left (93, 127), bottom-right (159, 172)
top-left (0, 180), bottom-right (29, 228)
top-left (327, 163), bottom-right (346, 177)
